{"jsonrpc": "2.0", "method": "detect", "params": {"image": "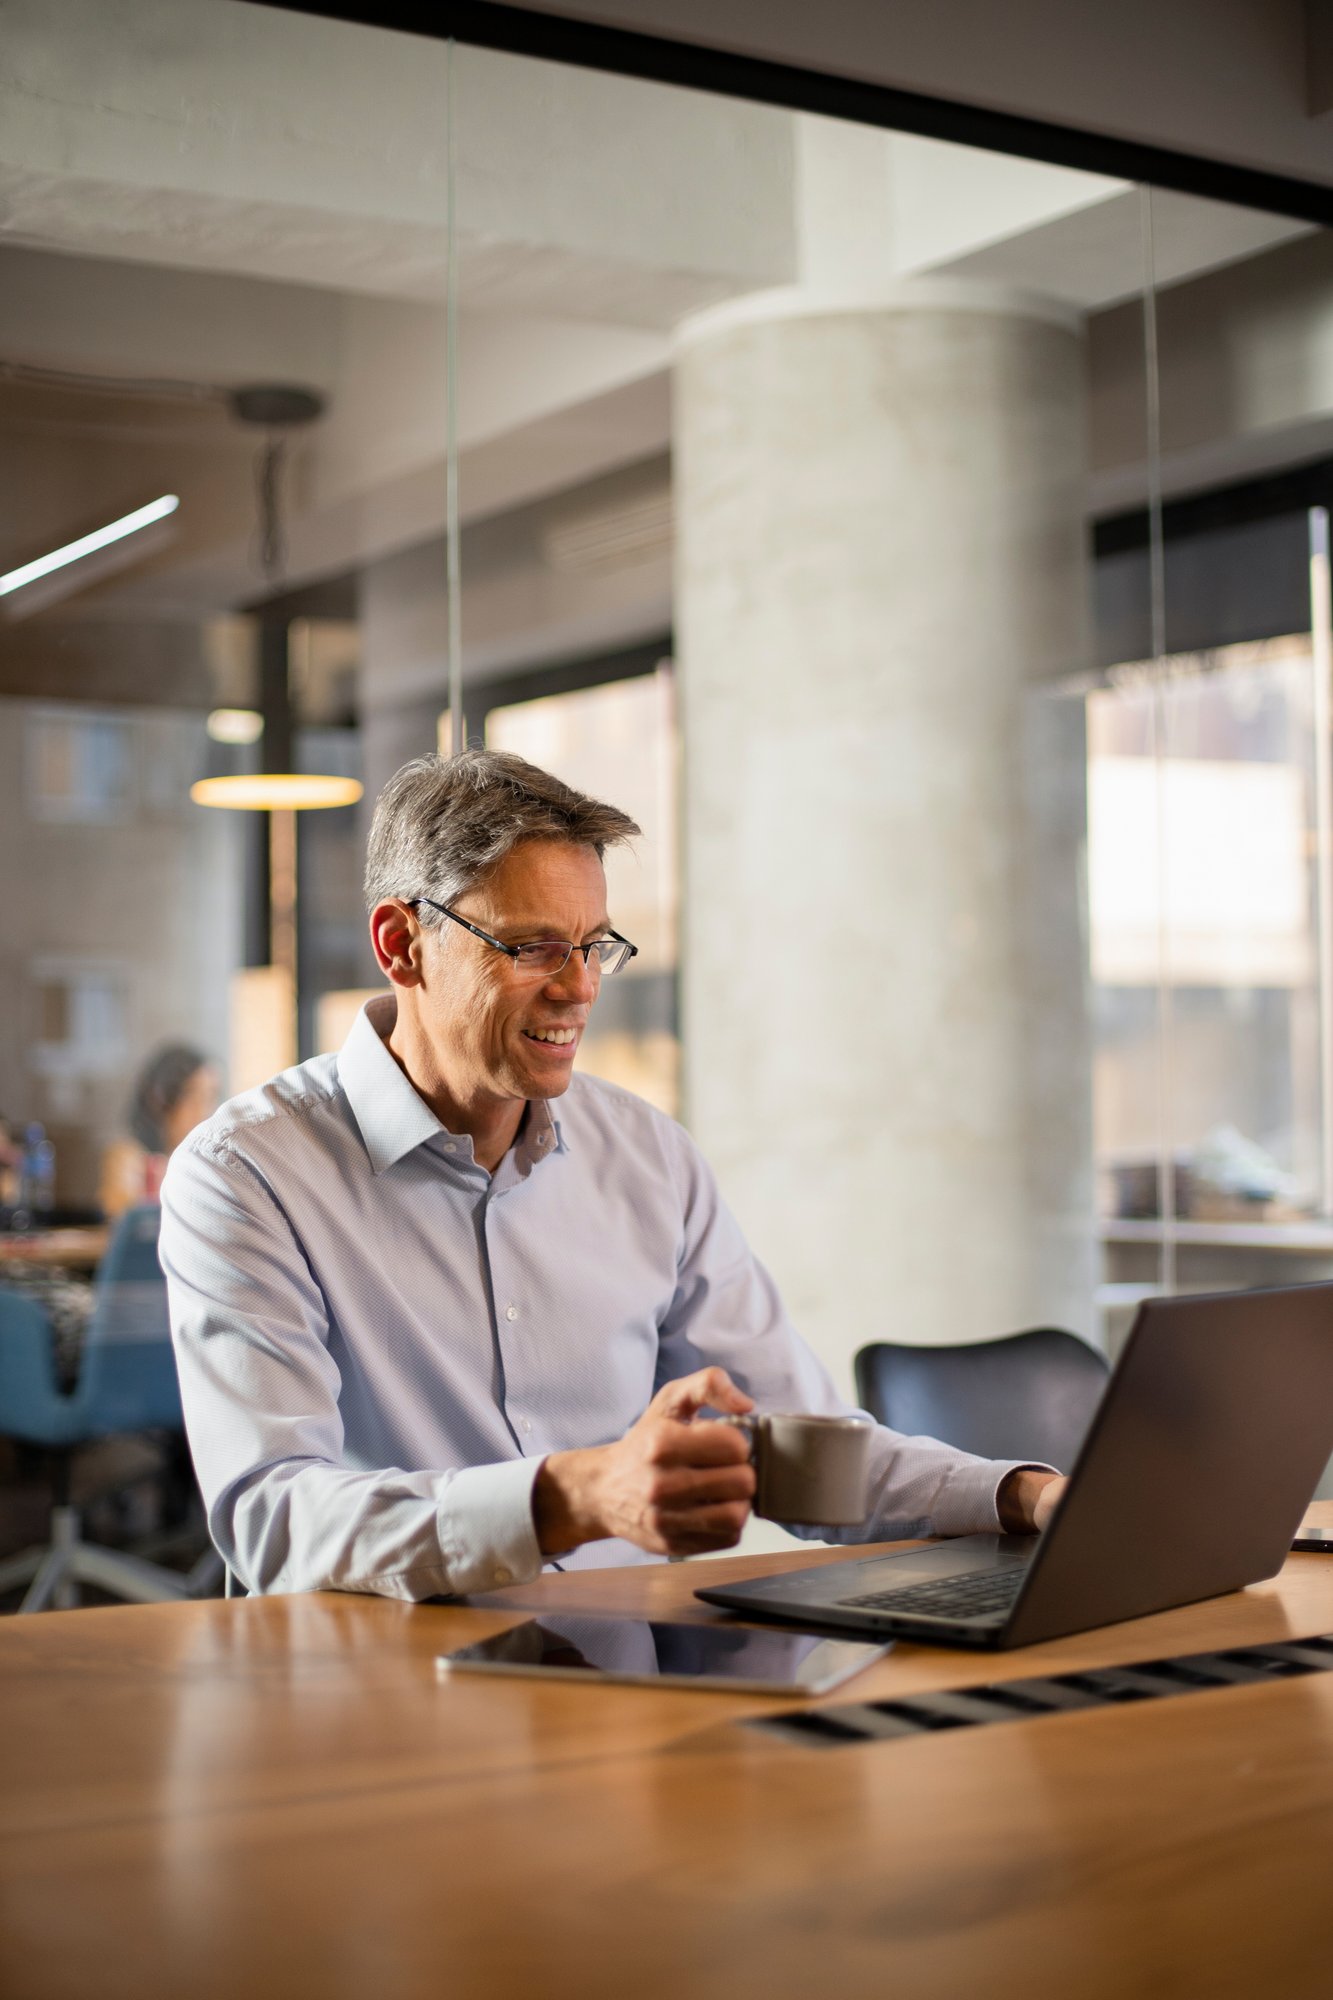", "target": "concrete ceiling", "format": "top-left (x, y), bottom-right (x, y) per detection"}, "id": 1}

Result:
top-left (929, 186), bottom-right (1311, 310)
top-left (0, 0), bottom-right (1327, 690)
